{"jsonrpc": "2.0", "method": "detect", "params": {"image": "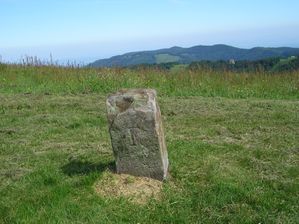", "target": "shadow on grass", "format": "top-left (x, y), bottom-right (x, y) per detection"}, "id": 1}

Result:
top-left (61, 160), bottom-right (115, 176)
